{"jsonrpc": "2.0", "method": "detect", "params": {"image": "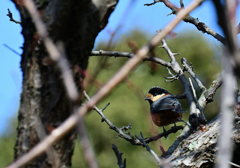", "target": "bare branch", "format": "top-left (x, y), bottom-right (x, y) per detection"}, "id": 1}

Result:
top-left (144, 126), bottom-right (184, 143)
top-left (198, 76), bottom-right (222, 110)
top-left (182, 58), bottom-right (207, 92)
top-left (33, 116), bottom-right (60, 167)
top-left (77, 118), bottom-right (99, 168)
top-left (180, 0), bottom-right (185, 8)
top-left (83, 91), bottom-right (142, 145)
top-left (86, 90), bottom-right (184, 144)
top-left (135, 133), bottom-right (161, 165)
top-left (165, 125), bottom-right (192, 157)
top-left (91, 50), bottom-right (171, 68)
top-left (7, 0), bottom-right (204, 166)
top-left (148, 0), bottom-right (225, 44)
top-left (3, 44), bottom-right (21, 56)
top-left (189, 78), bottom-right (206, 122)
top-left (112, 144), bottom-right (126, 168)
top-left (229, 161), bottom-right (240, 168)
top-left (164, 68), bottom-right (179, 82)
top-left (6, 9), bottom-right (21, 24)
top-left (144, 0), bottom-right (162, 6)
